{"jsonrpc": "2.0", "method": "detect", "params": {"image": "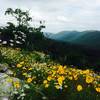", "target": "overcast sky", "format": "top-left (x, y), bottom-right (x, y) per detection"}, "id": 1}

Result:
top-left (0, 0), bottom-right (100, 33)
